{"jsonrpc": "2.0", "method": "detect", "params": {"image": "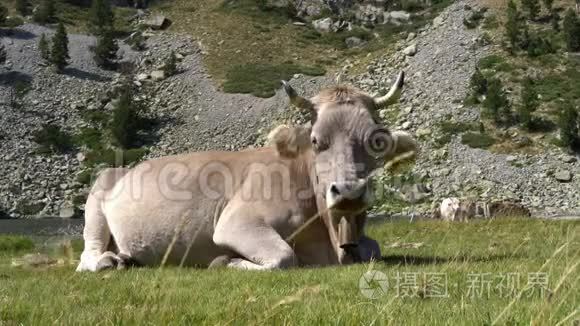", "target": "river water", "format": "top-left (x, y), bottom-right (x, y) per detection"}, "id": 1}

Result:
top-left (0, 218), bottom-right (84, 236)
